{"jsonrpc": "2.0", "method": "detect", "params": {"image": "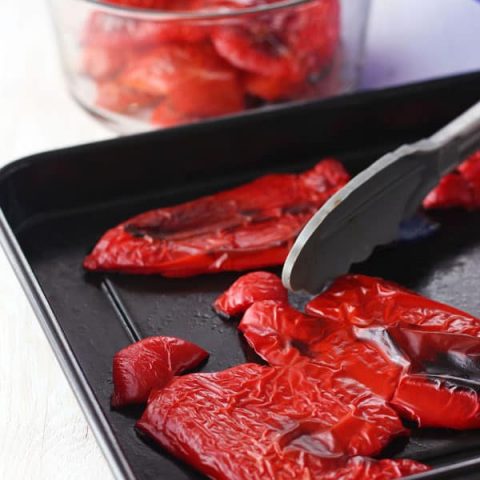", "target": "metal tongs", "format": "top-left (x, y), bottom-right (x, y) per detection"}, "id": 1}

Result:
top-left (283, 100), bottom-right (480, 294)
